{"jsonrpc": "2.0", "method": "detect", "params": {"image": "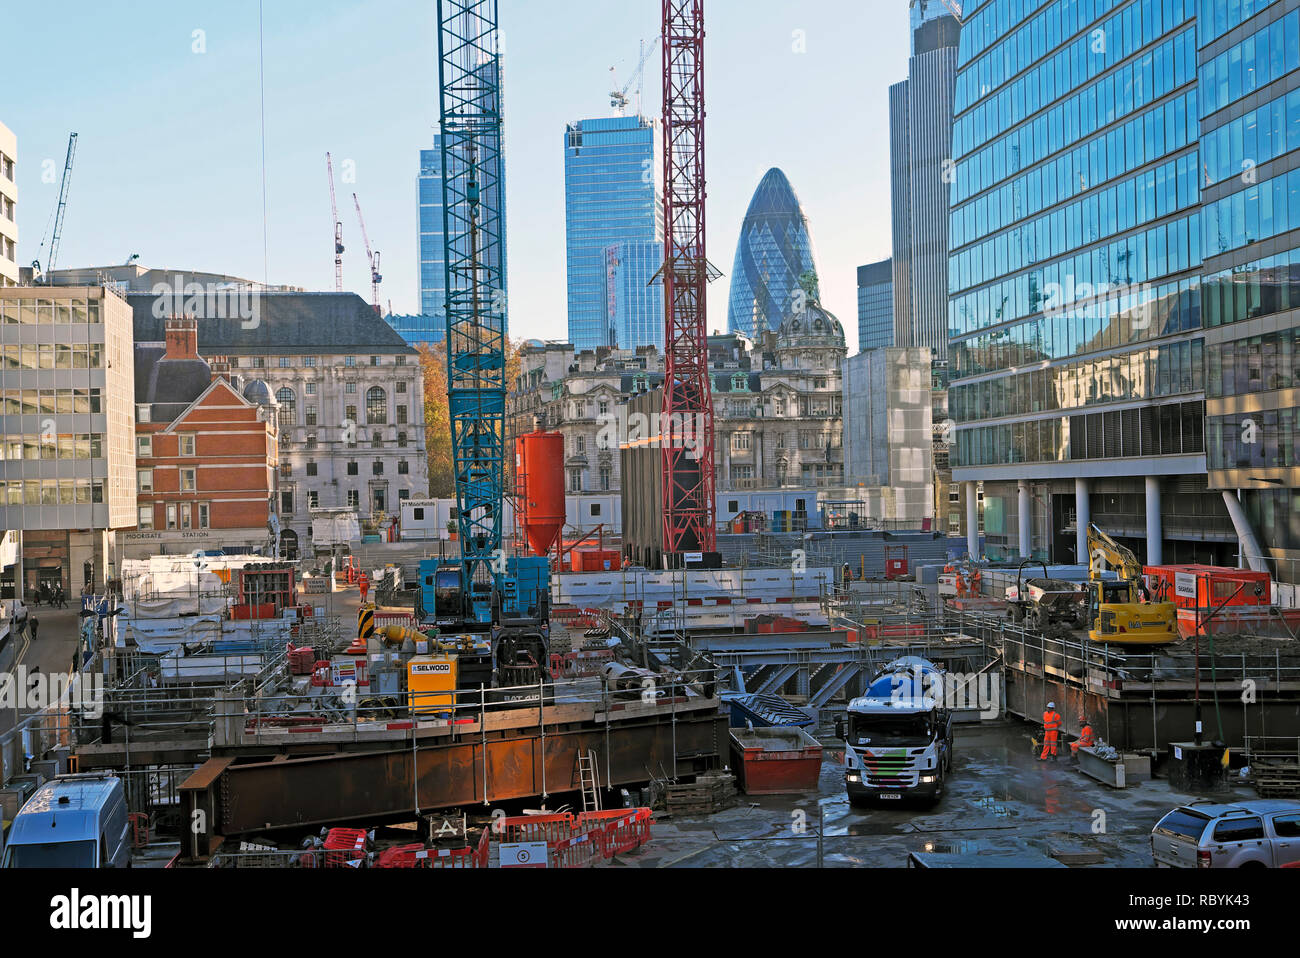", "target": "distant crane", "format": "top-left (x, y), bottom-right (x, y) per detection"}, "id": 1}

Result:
top-left (352, 192), bottom-right (382, 313)
top-left (326, 152), bottom-right (345, 293)
top-left (31, 132), bottom-right (78, 281)
top-left (912, 0), bottom-right (966, 25)
top-left (609, 36), bottom-right (660, 116)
